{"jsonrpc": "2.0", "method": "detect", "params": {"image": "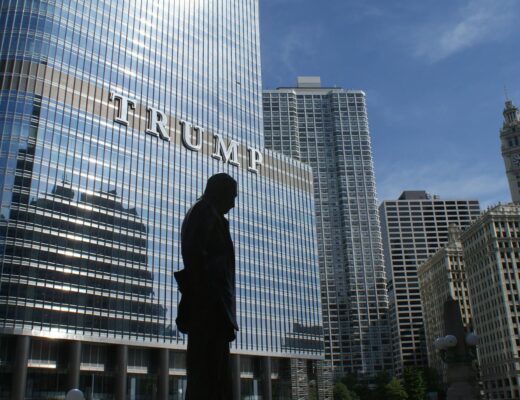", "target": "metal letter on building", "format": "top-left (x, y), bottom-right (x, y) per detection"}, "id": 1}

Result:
top-left (146, 107), bottom-right (169, 141)
top-left (212, 133), bottom-right (240, 166)
top-left (180, 120), bottom-right (203, 151)
top-left (109, 92), bottom-right (136, 126)
top-left (247, 147), bottom-right (263, 173)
